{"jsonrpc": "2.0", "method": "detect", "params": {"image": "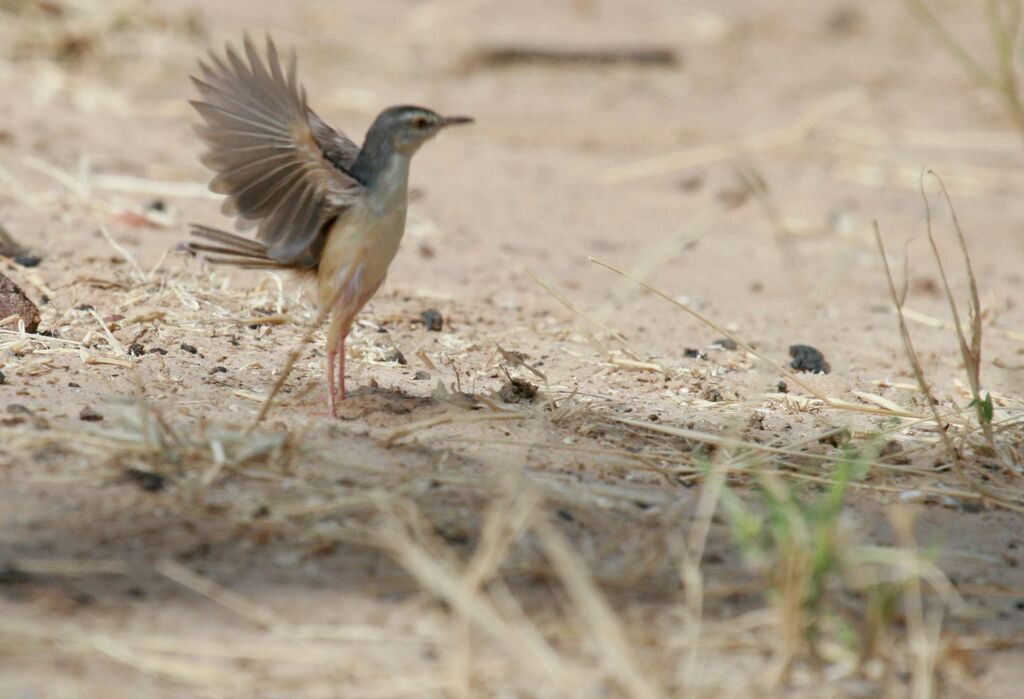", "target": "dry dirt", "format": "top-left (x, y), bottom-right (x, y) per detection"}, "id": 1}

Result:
top-left (2, 1), bottom-right (1024, 697)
